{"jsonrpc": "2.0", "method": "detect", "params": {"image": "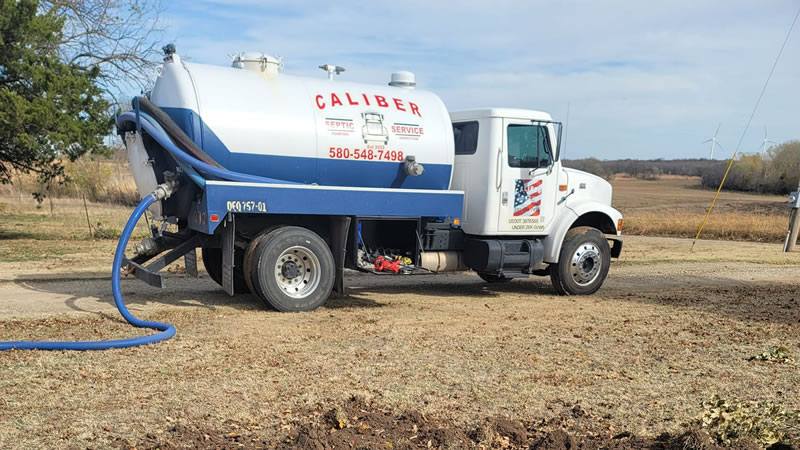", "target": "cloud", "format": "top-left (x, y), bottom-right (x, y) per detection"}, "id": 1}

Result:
top-left (158, 0), bottom-right (800, 159)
